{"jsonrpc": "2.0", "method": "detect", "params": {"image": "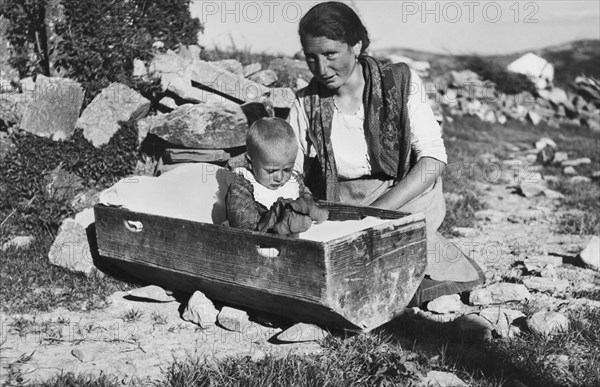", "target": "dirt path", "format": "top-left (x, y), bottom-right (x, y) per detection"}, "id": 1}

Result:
top-left (1, 153), bottom-right (598, 386)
